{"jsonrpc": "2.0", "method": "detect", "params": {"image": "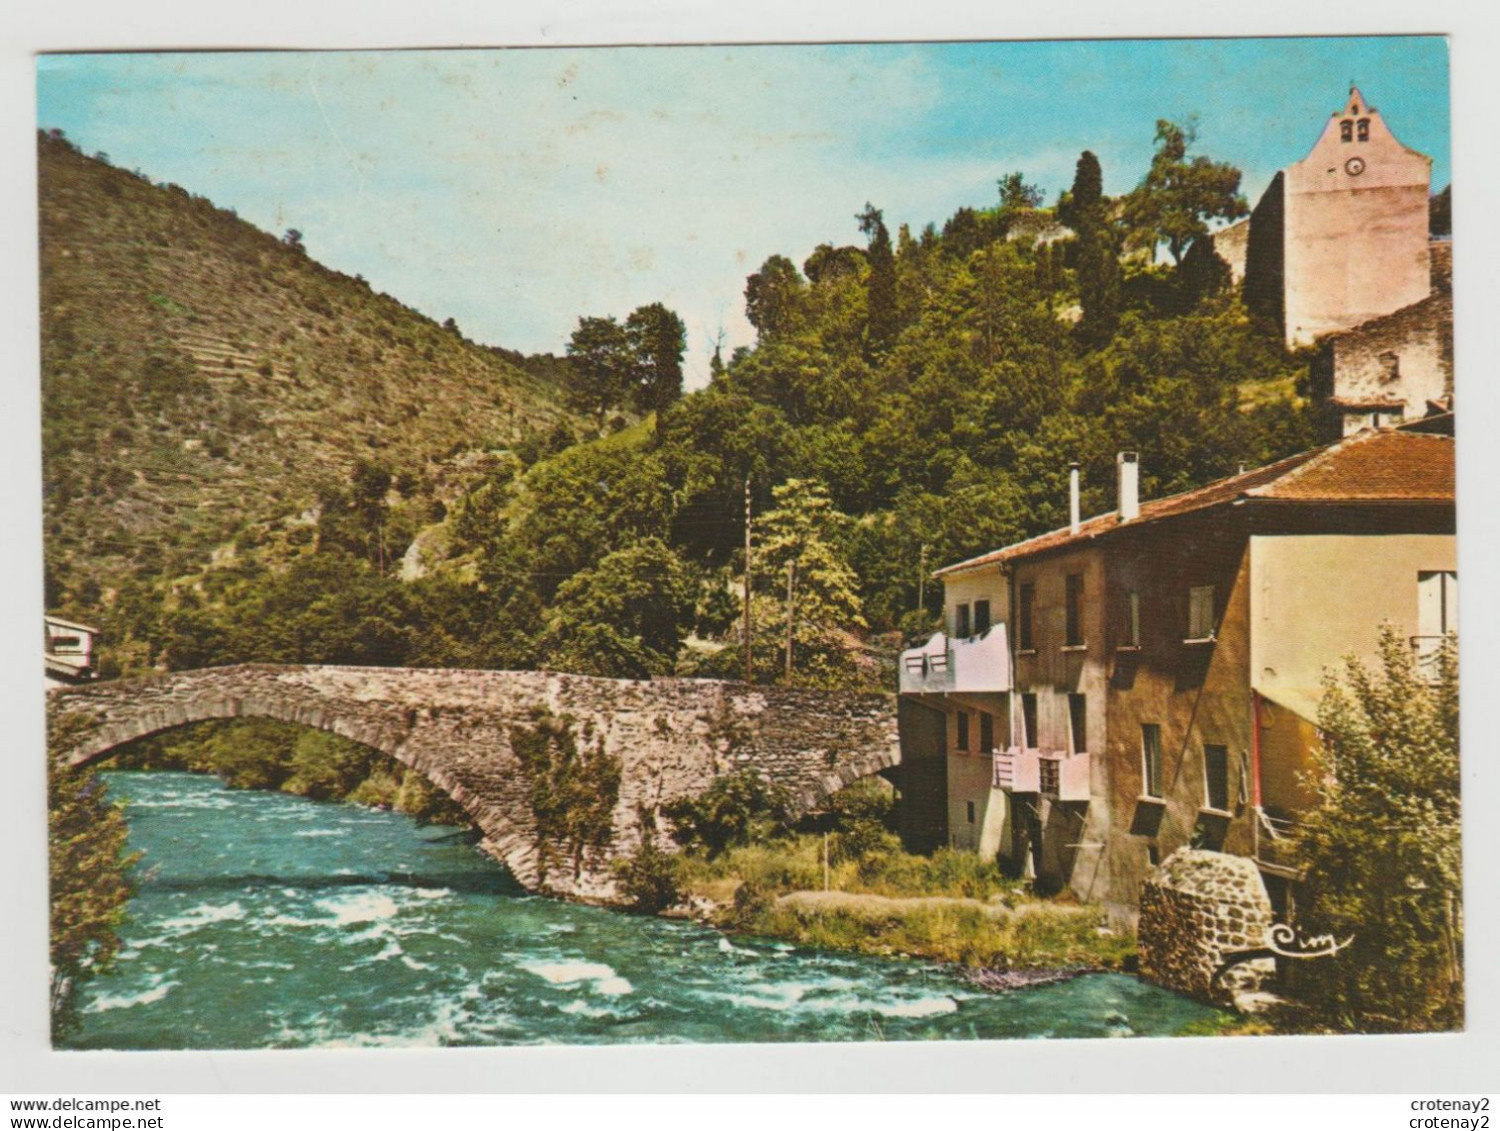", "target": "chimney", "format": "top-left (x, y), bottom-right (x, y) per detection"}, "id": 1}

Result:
top-left (1068, 462), bottom-right (1081, 534)
top-left (1117, 451), bottom-right (1139, 522)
